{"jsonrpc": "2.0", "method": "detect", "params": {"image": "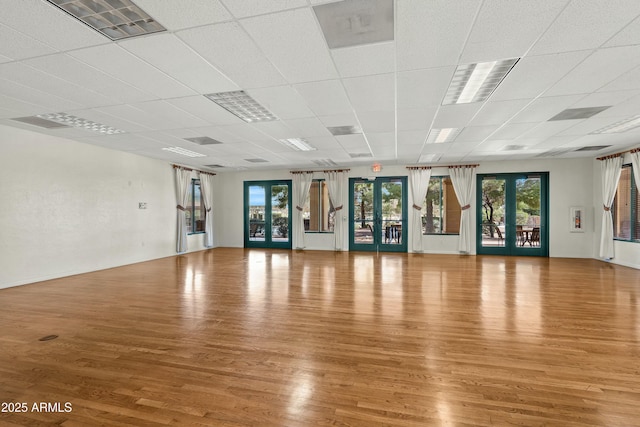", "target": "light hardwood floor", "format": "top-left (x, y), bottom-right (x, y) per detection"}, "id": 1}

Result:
top-left (1, 249), bottom-right (639, 426)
